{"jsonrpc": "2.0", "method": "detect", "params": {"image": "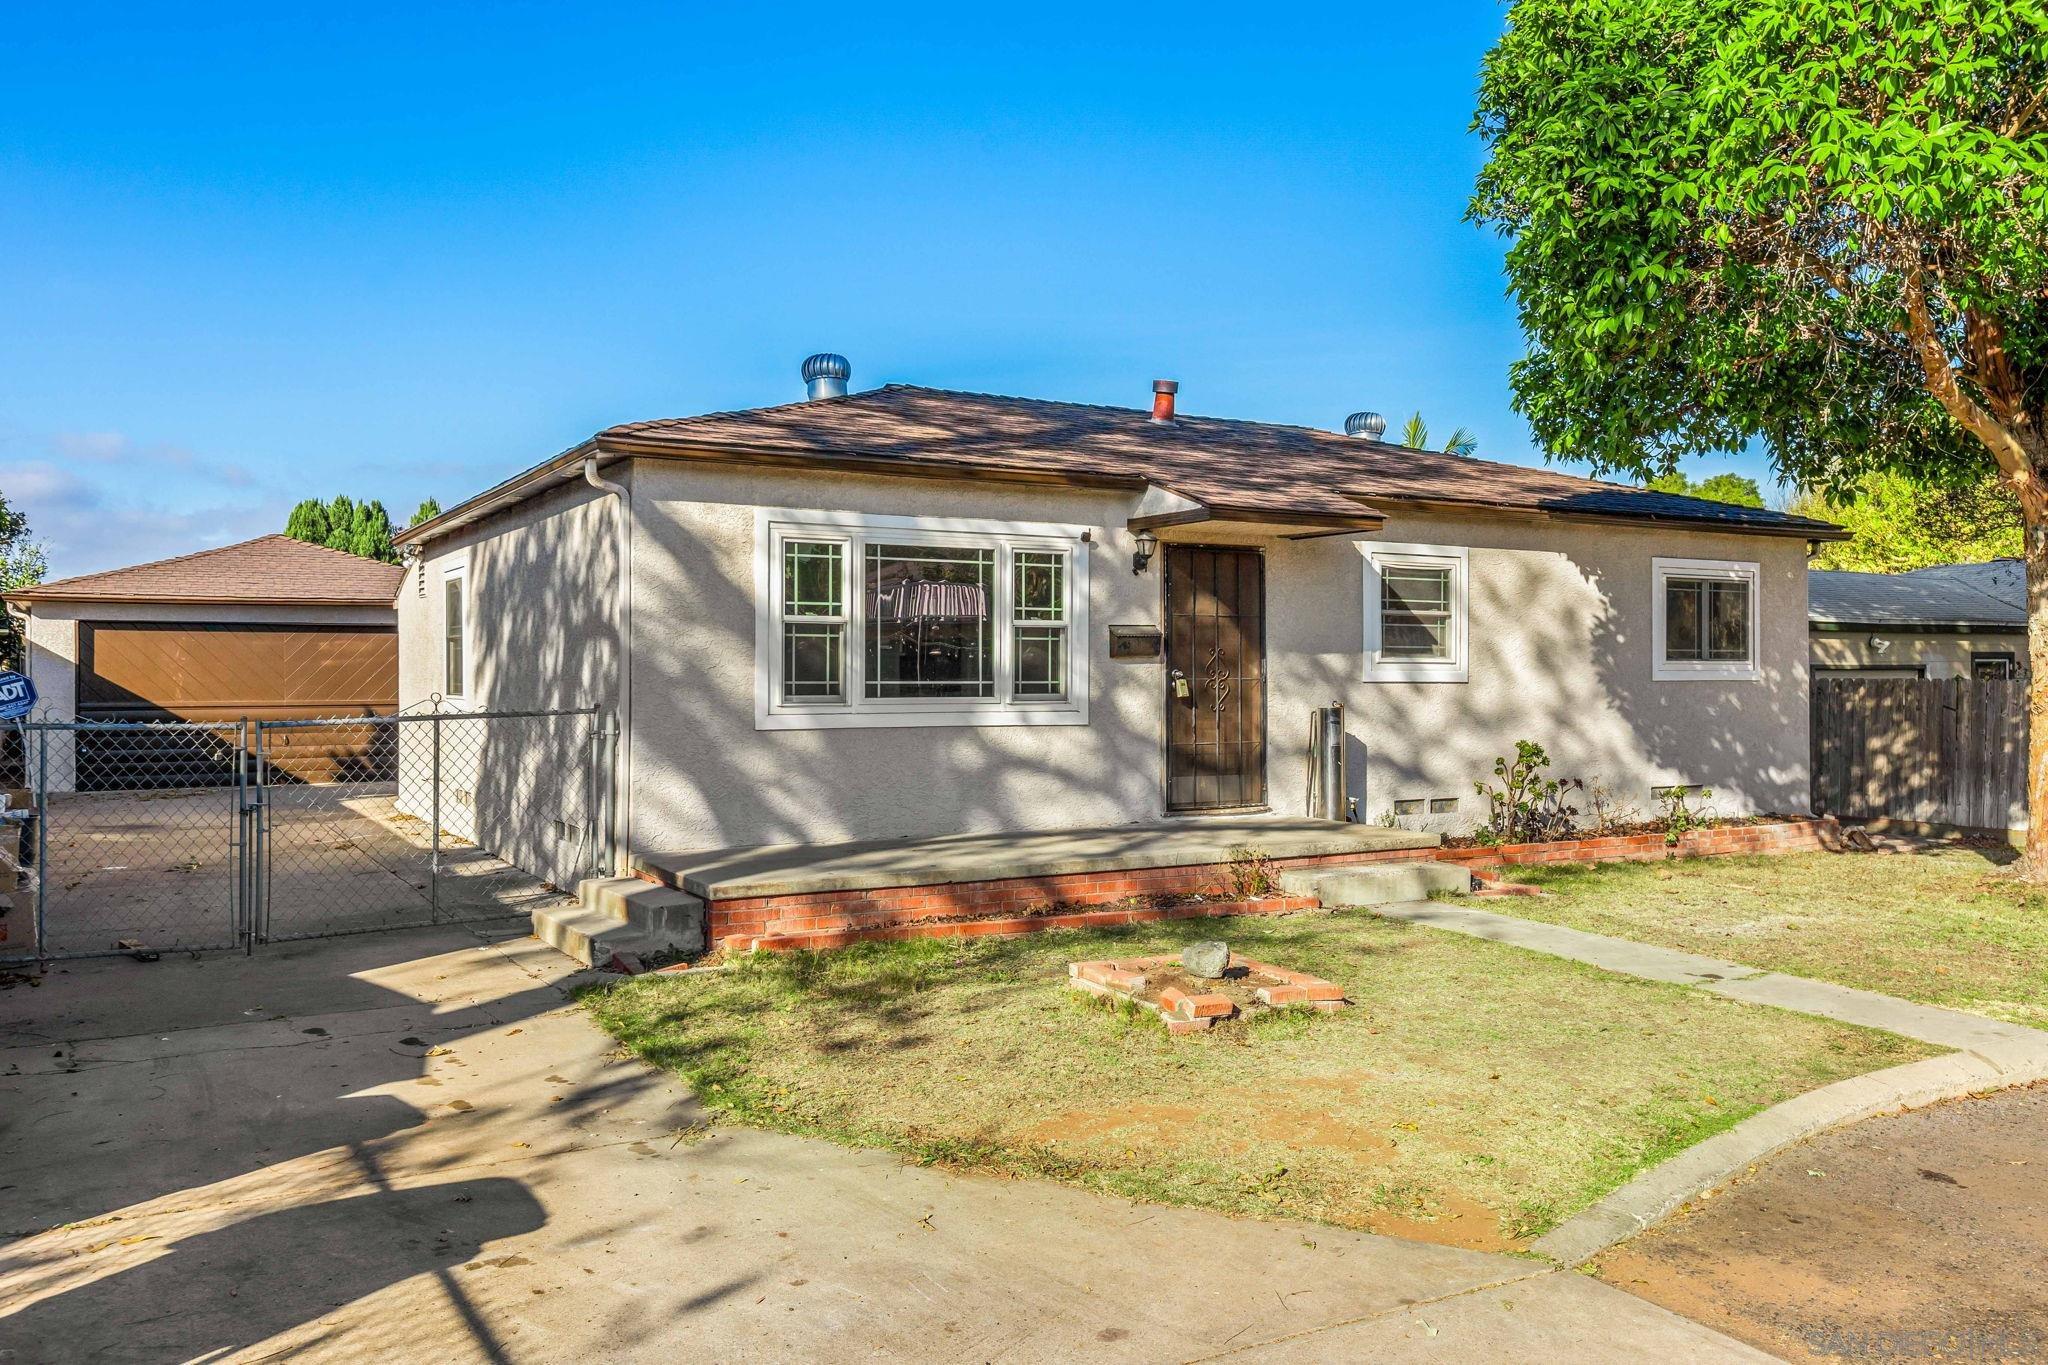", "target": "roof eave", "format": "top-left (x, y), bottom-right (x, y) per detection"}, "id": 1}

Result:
top-left (595, 434), bottom-right (1150, 491)
top-left (1355, 493), bottom-right (1850, 541)
top-left (394, 438), bottom-right (603, 549)
top-left (4, 591), bottom-right (398, 608)
top-left (1809, 618), bottom-right (2026, 634)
